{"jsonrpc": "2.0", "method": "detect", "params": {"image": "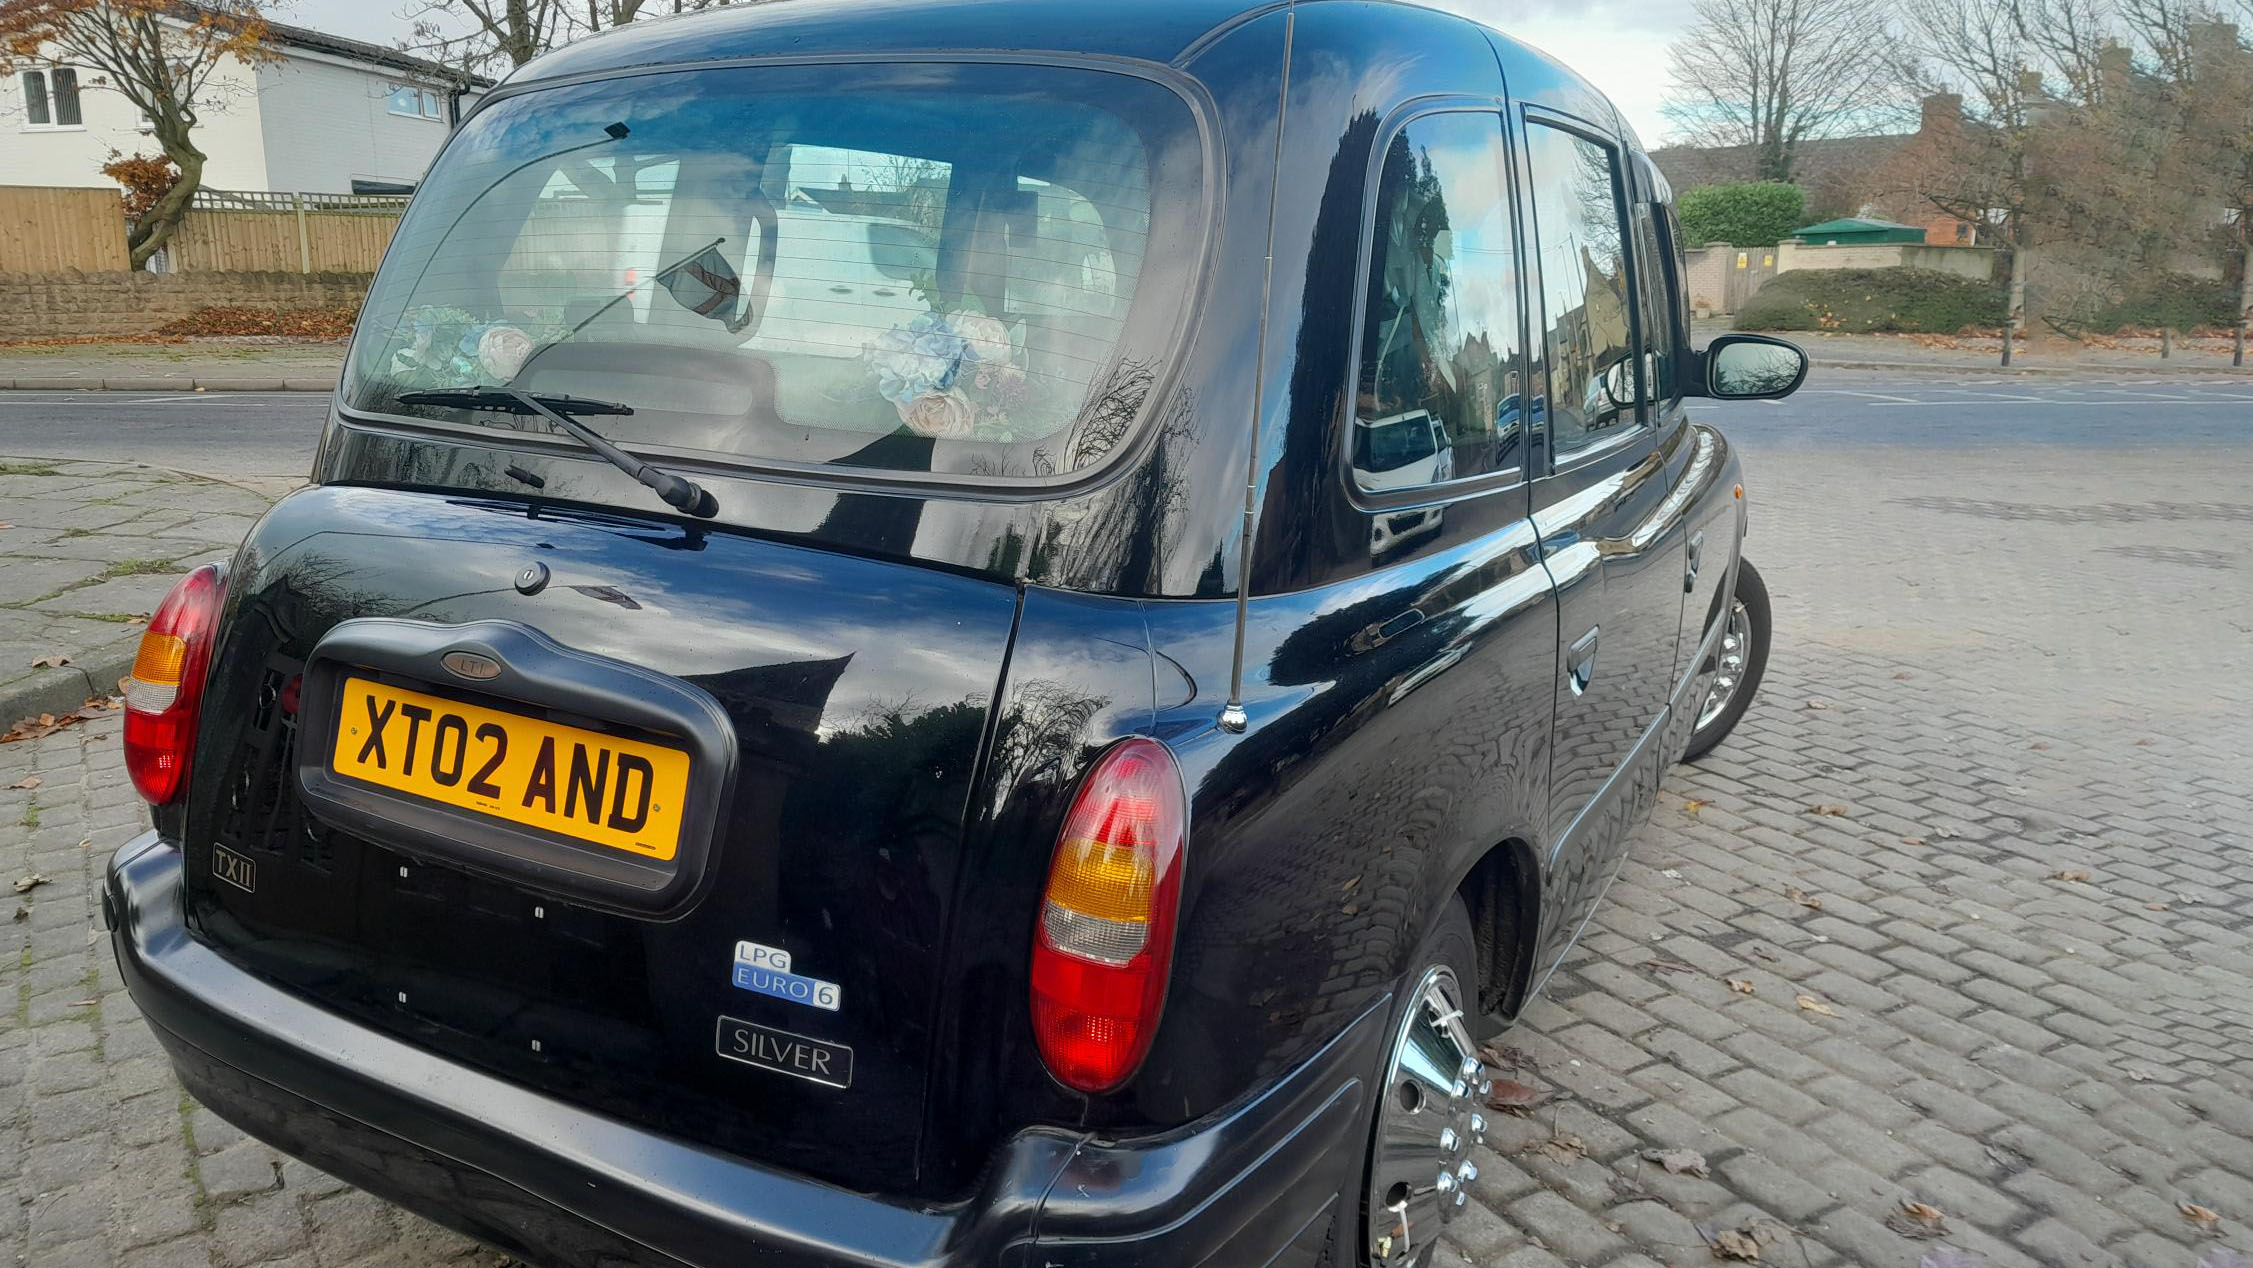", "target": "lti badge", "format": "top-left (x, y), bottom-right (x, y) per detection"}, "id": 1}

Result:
top-left (732, 941), bottom-right (841, 1012)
